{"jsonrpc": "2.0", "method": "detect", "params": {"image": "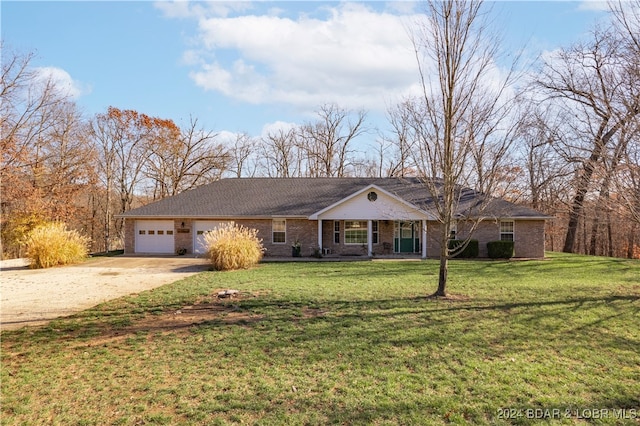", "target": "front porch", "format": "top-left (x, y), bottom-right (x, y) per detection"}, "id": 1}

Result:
top-left (261, 253), bottom-right (426, 262)
top-left (317, 220), bottom-right (429, 259)
top-left (307, 184), bottom-right (433, 259)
